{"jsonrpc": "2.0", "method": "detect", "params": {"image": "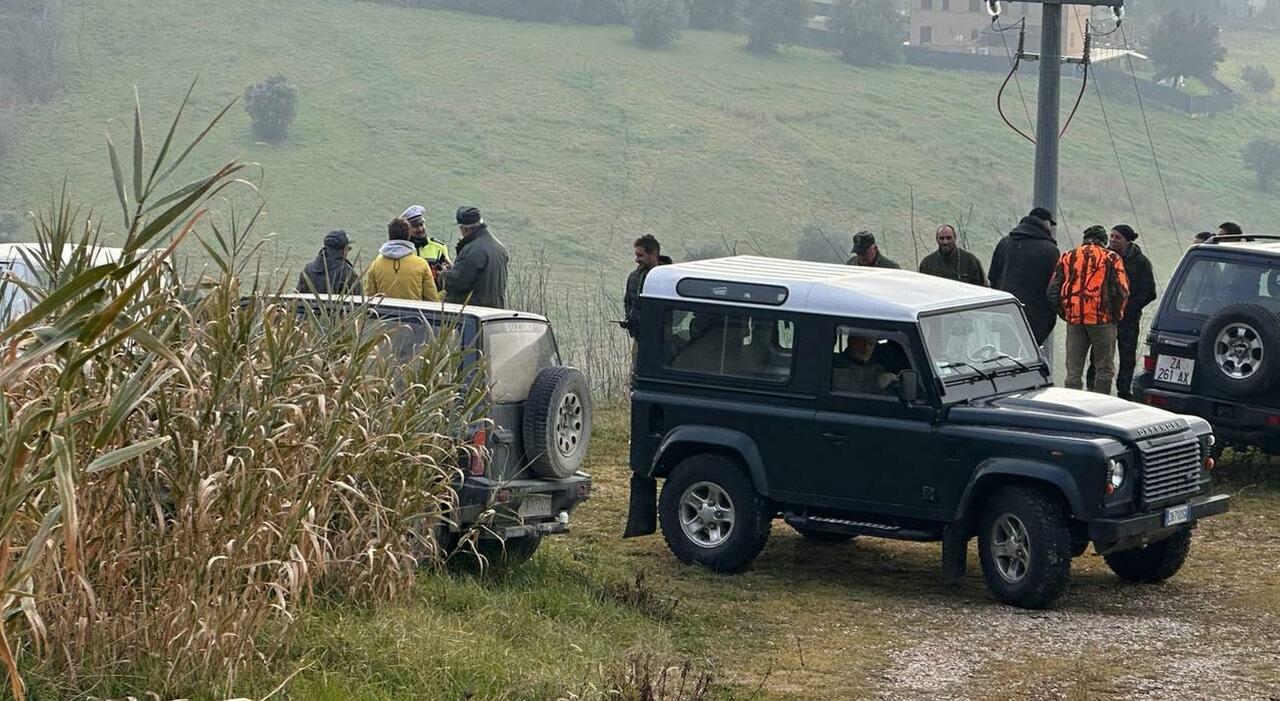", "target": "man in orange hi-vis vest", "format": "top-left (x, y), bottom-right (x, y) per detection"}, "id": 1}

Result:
top-left (1047, 226), bottom-right (1131, 394)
